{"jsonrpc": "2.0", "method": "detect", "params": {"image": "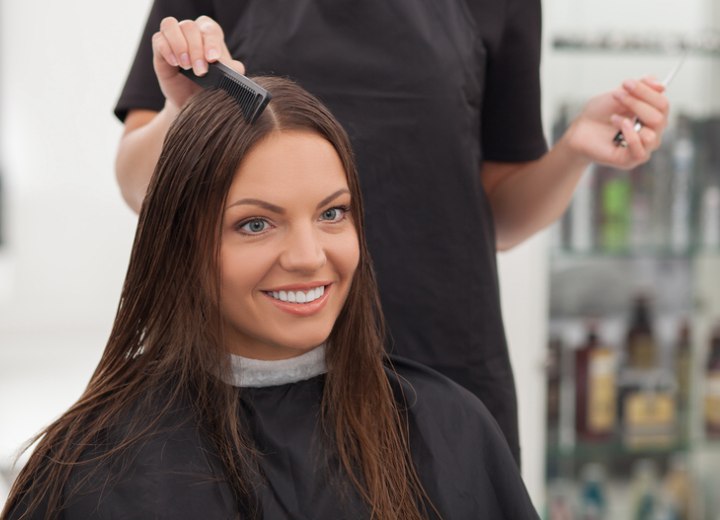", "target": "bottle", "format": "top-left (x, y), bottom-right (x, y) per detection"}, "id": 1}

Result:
top-left (669, 115), bottom-right (695, 254)
top-left (620, 374), bottom-right (677, 451)
top-left (552, 105), bottom-right (572, 251)
top-left (625, 294), bottom-right (657, 369)
top-left (649, 142), bottom-right (673, 251)
top-left (578, 463), bottom-right (607, 520)
top-left (629, 459), bottom-right (660, 520)
top-left (662, 453), bottom-right (697, 520)
top-left (700, 185), bottom-right (720, 251)
top-left (596, 165), bottom-right (631, 253)
top-left (630, 162), bottom-right (653, 252)
top-left (674, 319), bottom-right (692, 444)
top-left (575, 322), bottom-right (616, 441)
top-left (546, 336), bottom-right (563, 445)
top-left (571, 165), bottom-right (595, 252)
top-left (546, 479), bottom-right (575, 520)
top-left (619, 300), bottom-right (676, 451)
top-left (704, 323), bottom-right (720, 439)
